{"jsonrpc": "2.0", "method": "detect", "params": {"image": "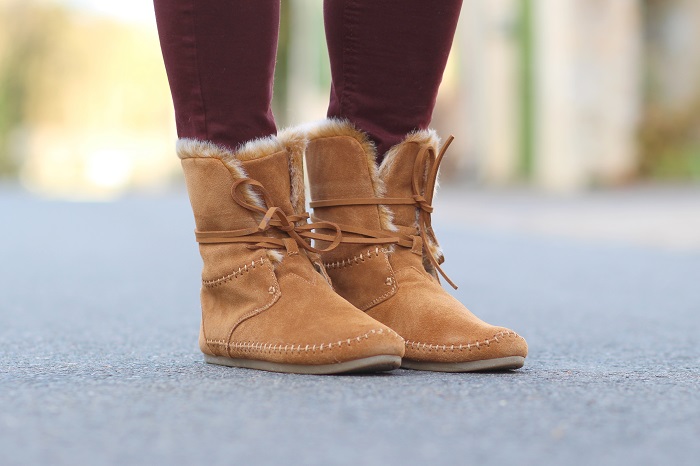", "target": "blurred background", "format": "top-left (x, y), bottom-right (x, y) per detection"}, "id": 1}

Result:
top-left (2, 4), bottom-right (699, 463)
top-left (1, 0), bottom-right (699, 199)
